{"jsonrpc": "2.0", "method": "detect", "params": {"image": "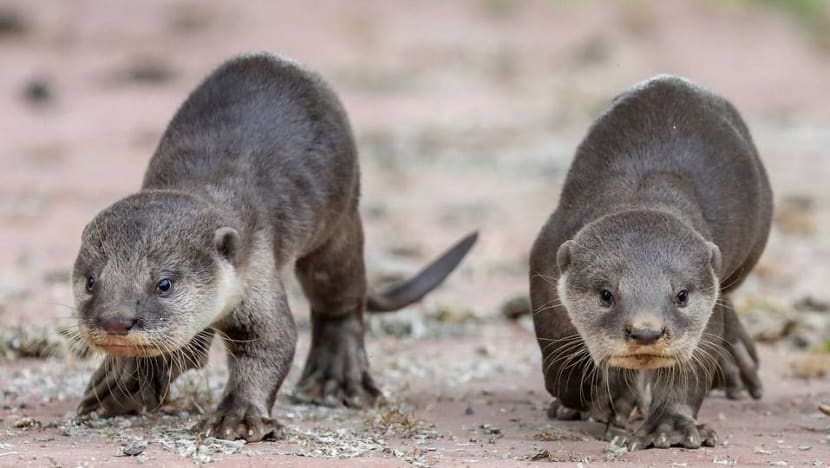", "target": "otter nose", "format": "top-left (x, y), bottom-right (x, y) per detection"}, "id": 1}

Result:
top-left (98, 317), bottom-right (137, 335)
top-left (625, 326), bottom-right (666, 345)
